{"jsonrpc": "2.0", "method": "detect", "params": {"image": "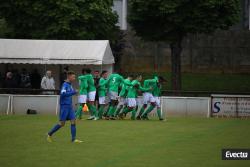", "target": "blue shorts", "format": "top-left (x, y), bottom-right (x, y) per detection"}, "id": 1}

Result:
top-left (59, 105), bottom-right (75, 121)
